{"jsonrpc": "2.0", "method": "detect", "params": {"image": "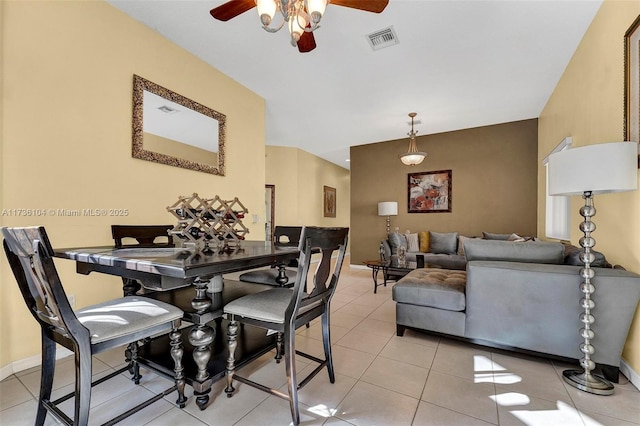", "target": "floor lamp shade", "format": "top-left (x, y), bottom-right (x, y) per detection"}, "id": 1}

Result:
top-left (548, 142), bottom-right (638, 195)
top-left (377, 202), bottom-right (398, 216)
top-left (547, 141), bottom-right (637, 395)
top-left (378, 201), bottom-right (398, 235)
